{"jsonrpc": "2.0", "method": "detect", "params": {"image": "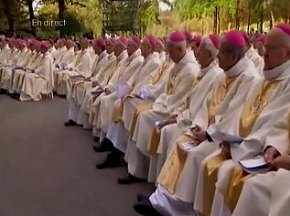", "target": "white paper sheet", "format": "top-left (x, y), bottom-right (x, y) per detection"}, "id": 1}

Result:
top-left (117, 83), bottom-right (130, 99)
